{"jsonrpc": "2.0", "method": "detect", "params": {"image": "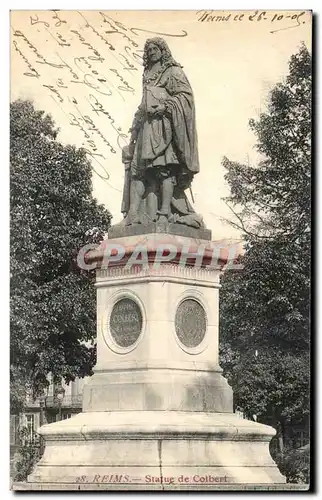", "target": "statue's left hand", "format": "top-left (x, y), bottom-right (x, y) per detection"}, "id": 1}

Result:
top-left (151, 103), bottom-right (166, 117)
